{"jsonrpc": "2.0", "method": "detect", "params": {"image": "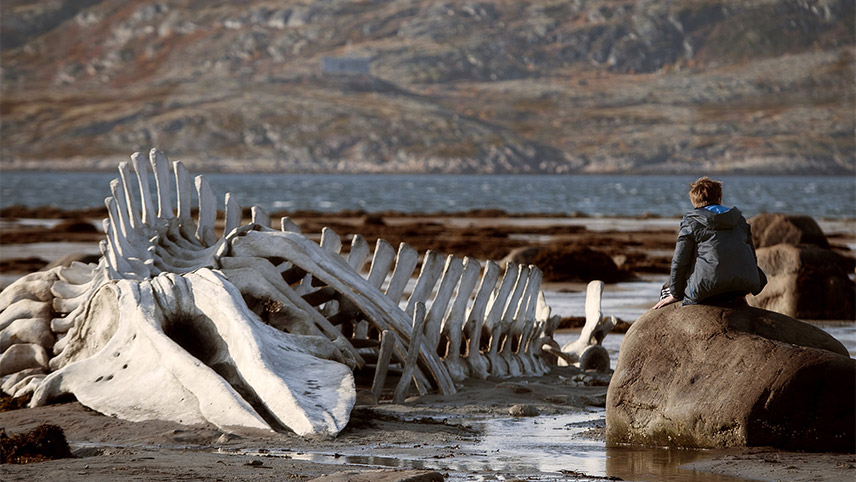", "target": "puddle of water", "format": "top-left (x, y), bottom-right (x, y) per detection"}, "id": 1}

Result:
top-left (474, 411), bottom-right (606, 475)
top-left (232, 412), bottom-right (749, 481)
